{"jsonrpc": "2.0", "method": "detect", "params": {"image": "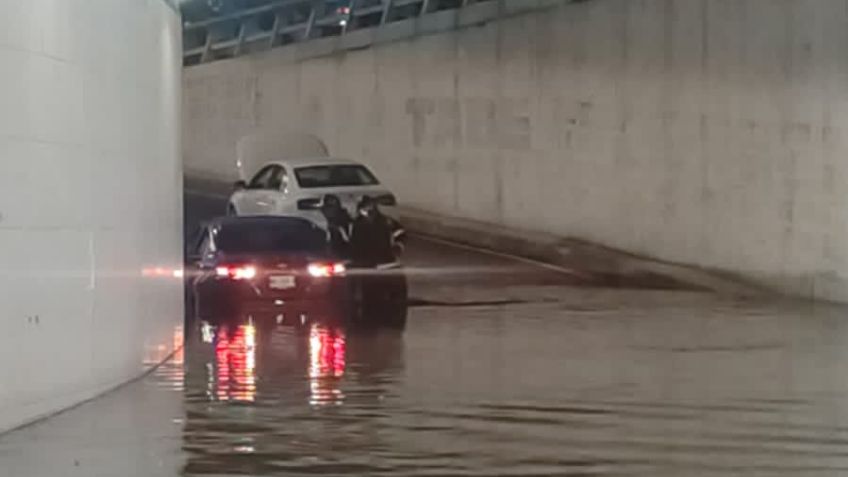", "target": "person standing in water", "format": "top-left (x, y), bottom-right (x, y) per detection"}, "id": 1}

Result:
top-left (320, 194), bottom-right (353, 258)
